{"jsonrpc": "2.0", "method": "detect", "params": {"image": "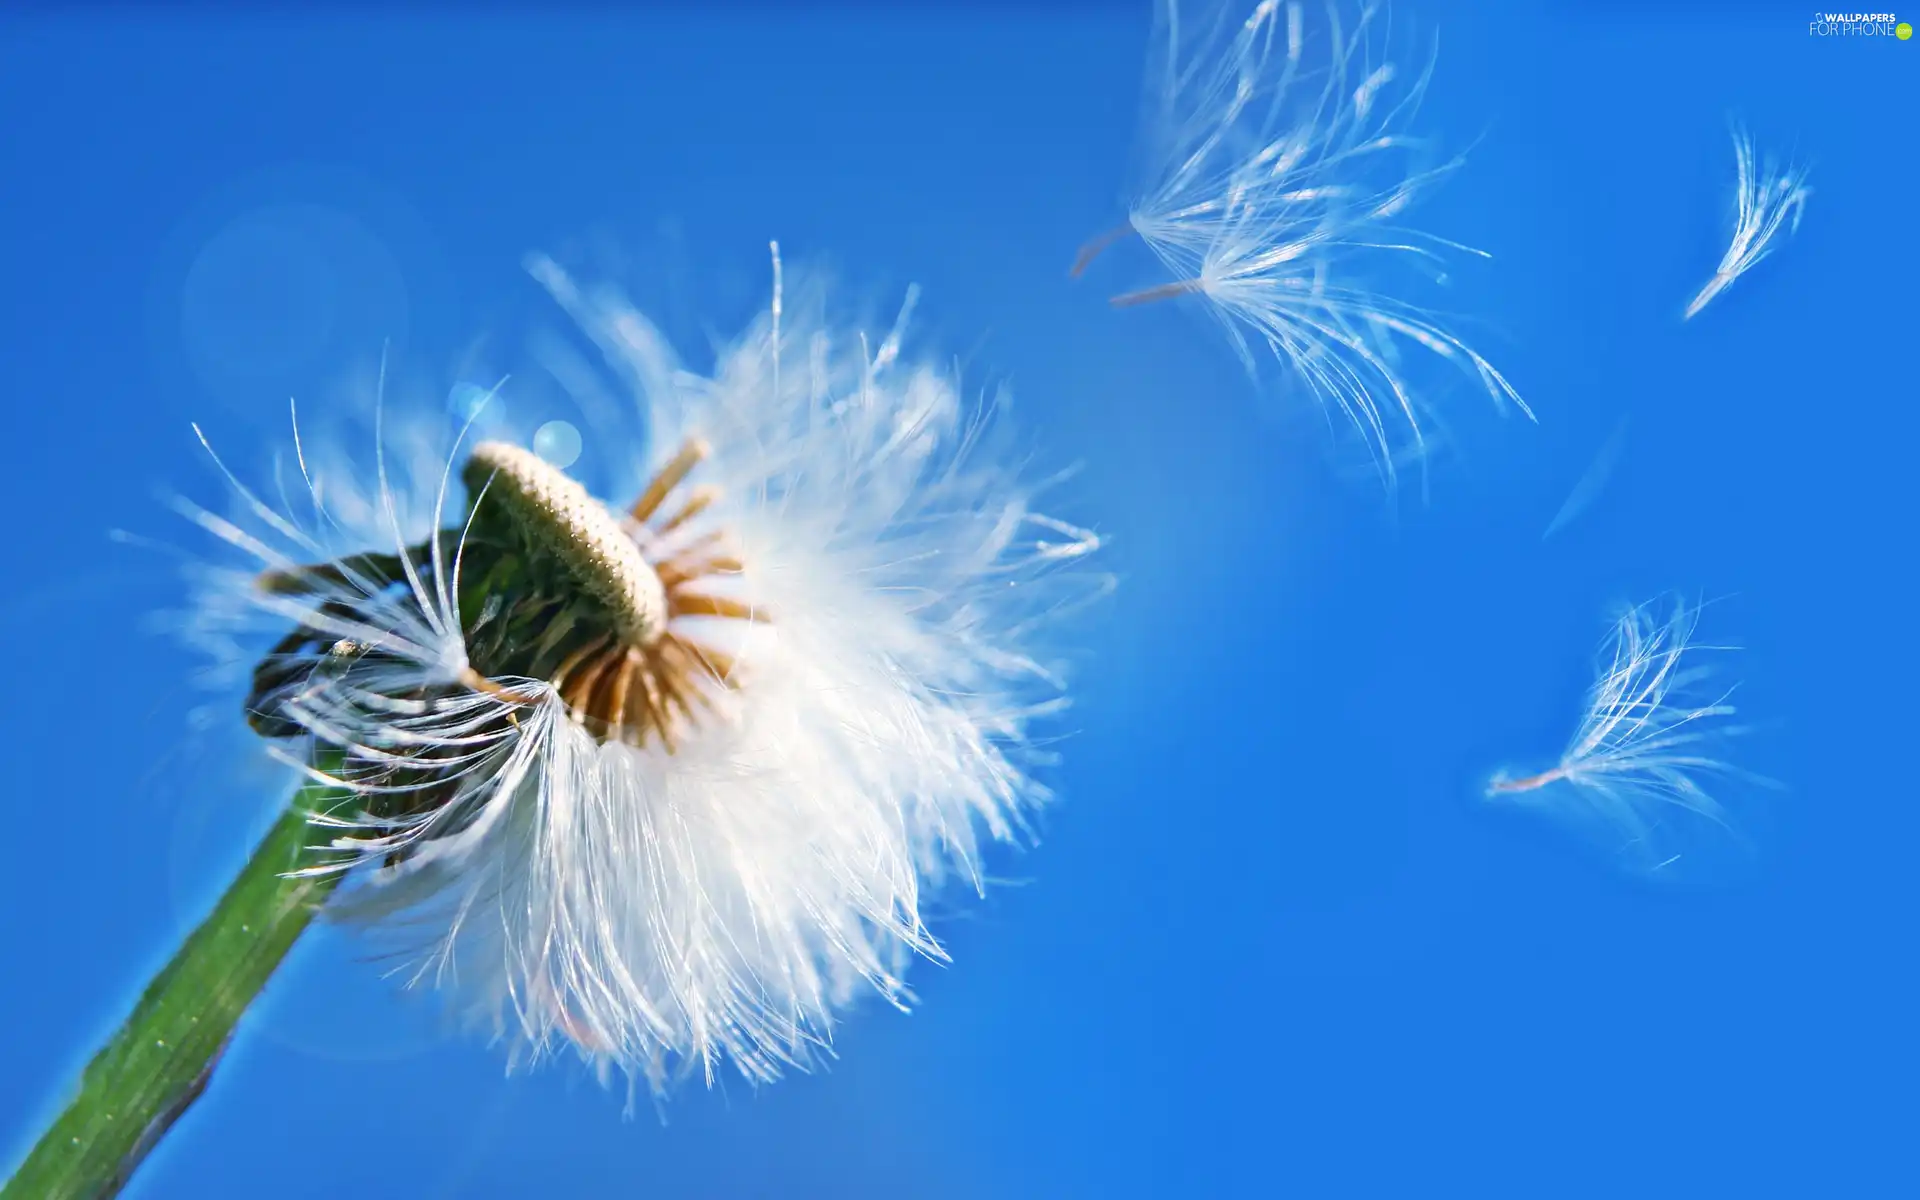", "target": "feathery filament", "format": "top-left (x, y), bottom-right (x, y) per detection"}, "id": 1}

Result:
top-left (1485, 598), bottom-right (1766, 875)
top-left (1683, 126), bottom-right (1811, 321)
top-left (1079, 0), bottom-right (1530, 481)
